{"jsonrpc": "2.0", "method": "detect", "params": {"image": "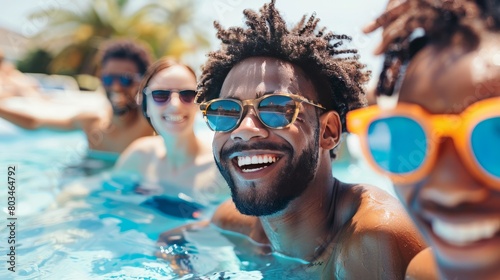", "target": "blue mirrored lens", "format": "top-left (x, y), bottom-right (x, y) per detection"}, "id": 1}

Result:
top-left (205, 100), bottom-right (241, 131)
top-left (258, 95), bottom-right (295, 128)
top-left (471, 117), bottom-right (500, 178)
top-left (102, 75), bottom-right (133, 87)
top-left (119, 76), bottom-right (133, 87)
top-left (101, 75), bottom-right (113, 87)
top-left (368, 117), bottom-right (427, 174)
